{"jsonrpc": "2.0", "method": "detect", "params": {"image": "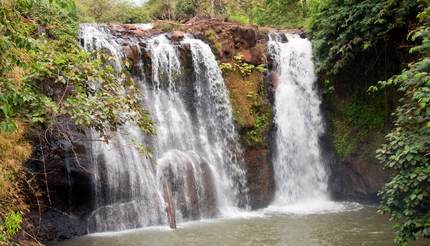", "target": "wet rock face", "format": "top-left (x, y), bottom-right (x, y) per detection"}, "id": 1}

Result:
top-left (328, 157), bottom-right (388, 202)
top-left (157, 151), bottom-right (218, 221)
top-left (320, 133), bottom-right (389, 202)
top-left (32, 209), bottom-right (87, 242)
top-left (27, 120), bottom-right (95, 241)
top-left (244, 149), bottom-right (275, 209)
